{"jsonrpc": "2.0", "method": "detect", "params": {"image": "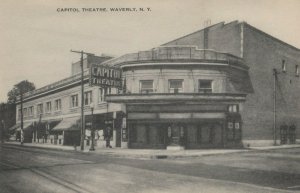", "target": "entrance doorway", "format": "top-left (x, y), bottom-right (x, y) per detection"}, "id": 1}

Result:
top-left (167, 123), bottom-right (185, 147)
